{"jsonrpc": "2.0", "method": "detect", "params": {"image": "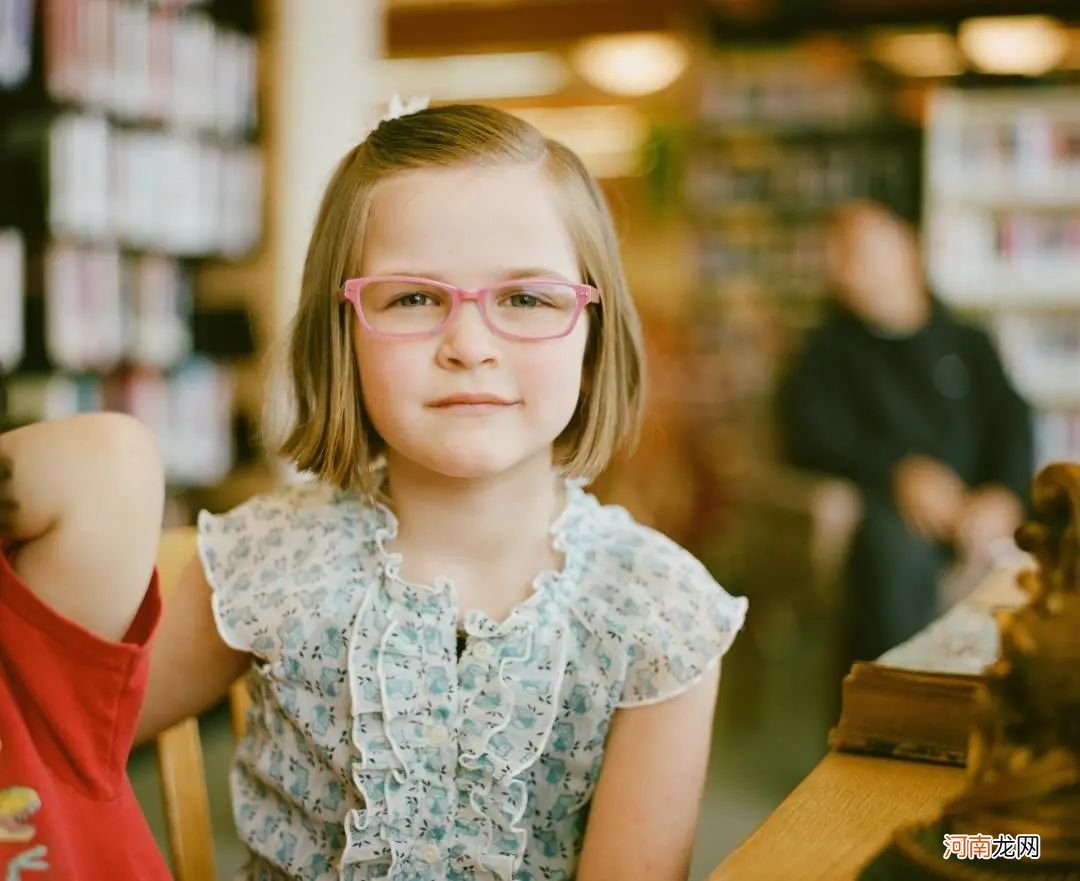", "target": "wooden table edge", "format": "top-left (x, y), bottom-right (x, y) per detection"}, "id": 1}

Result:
top-left (707, 751), bottom-right (968, 881)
